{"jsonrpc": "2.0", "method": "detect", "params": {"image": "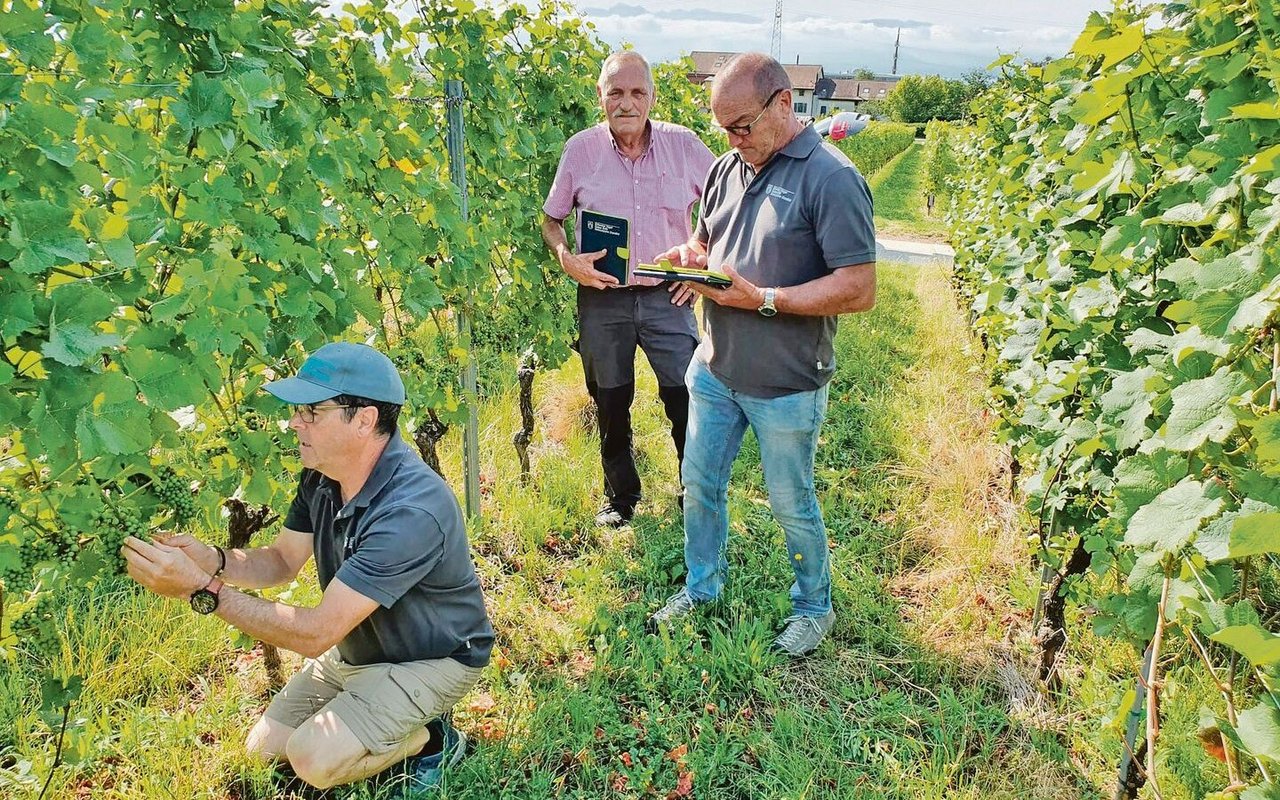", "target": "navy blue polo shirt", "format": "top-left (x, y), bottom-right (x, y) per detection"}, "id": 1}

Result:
top-left (283, 434), bottom-right (493, 668)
